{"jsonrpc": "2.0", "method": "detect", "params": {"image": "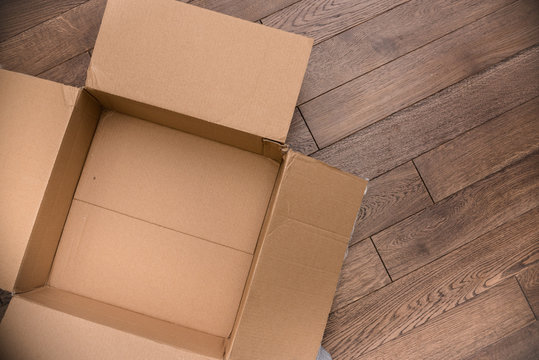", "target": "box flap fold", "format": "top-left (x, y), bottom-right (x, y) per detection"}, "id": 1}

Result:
top-left (87, 0), bottom-right (313, 143)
